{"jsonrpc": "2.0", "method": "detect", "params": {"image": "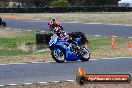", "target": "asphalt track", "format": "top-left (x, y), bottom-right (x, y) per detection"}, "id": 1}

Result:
top-left (0, 58), bottom-right (132, 85)
top-left (2, 18), bottom-right (132, 37)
